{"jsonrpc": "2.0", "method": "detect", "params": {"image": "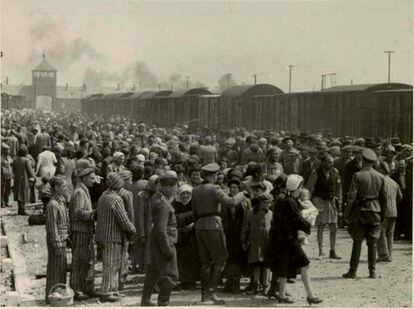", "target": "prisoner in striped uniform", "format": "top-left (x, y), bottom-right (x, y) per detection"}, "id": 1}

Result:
top-left (69, 167), bottom-right (97, 301)
top-left (96, 172), bottom-right (136, 303)
top-left (118, 169), bottom-right (135, 289)
top-left (45, 176), bottom-right (70, 303)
